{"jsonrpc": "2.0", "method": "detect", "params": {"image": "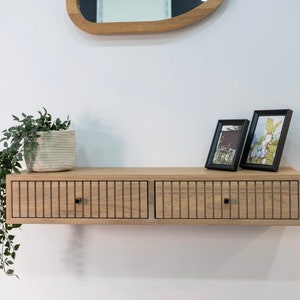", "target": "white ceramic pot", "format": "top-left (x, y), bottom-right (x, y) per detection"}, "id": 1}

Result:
top-left (25, 130), bottom-right (76, 172)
